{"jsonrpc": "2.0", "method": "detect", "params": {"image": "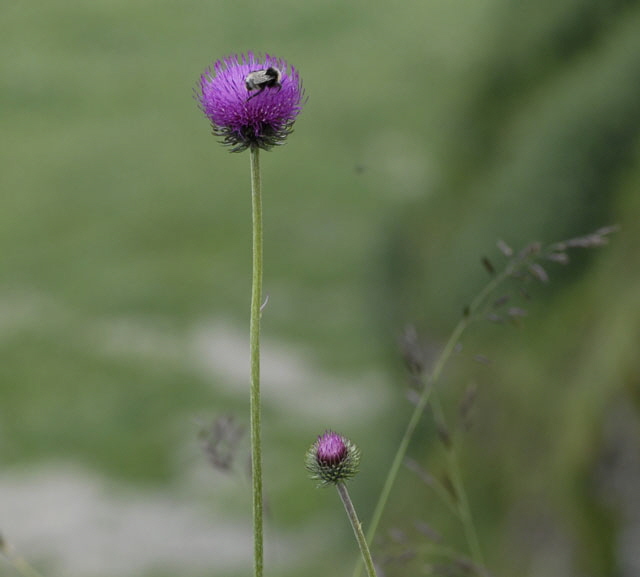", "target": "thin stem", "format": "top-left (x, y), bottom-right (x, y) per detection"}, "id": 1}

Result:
top-left (353, 267), bottom-right (511, 577)
top-left (430, 393), bottom-right (484, 567)
top-left (336, 482), bottom-right (378, 577)
top-left (249, 146), bottom-right (264, 577)
top-left (349, 230), bottom-right (616, 577)
top-left (361, 316), bottom-right (466, 545)
top-left (0, 537), bottom-right (45, 577)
